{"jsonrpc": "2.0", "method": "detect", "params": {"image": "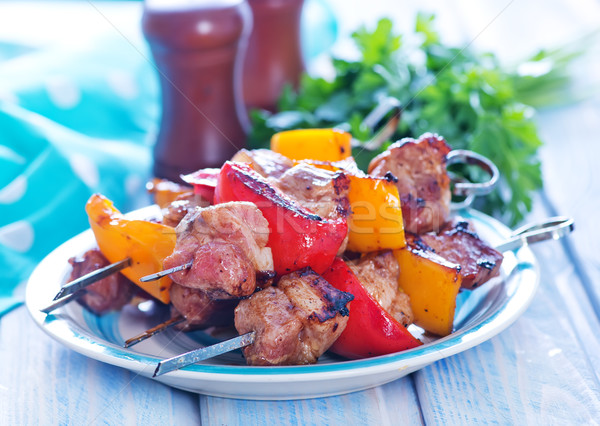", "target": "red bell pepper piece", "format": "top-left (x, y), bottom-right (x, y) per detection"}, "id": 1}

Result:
top-left (214, 161), bottom-right (348, 275)
top-left (181, 168), bottom-right (220, 203)
top-left (322, 258), bottom-right (422, 359)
